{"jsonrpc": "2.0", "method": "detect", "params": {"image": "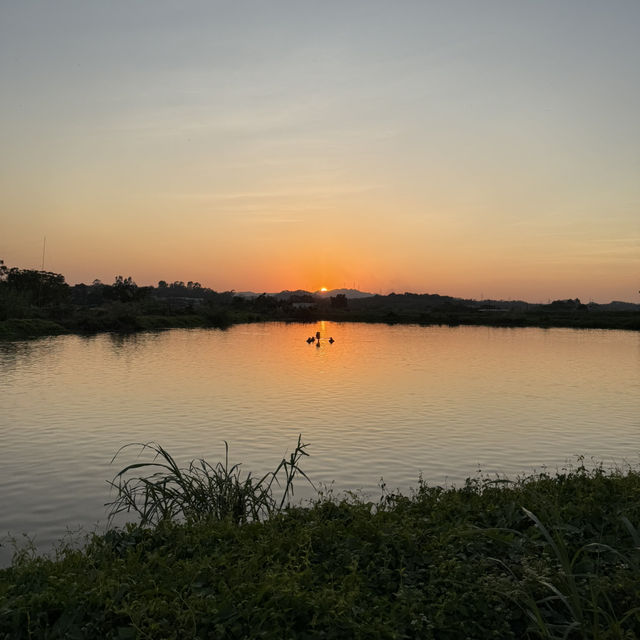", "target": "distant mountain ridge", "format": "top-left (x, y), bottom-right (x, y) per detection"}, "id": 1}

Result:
top-left (235, 288), bottom-right (374, 299)
top-left (314, 288), bottom-right (374, 299)
top-left (232, 290), bottom-right (640, 309)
